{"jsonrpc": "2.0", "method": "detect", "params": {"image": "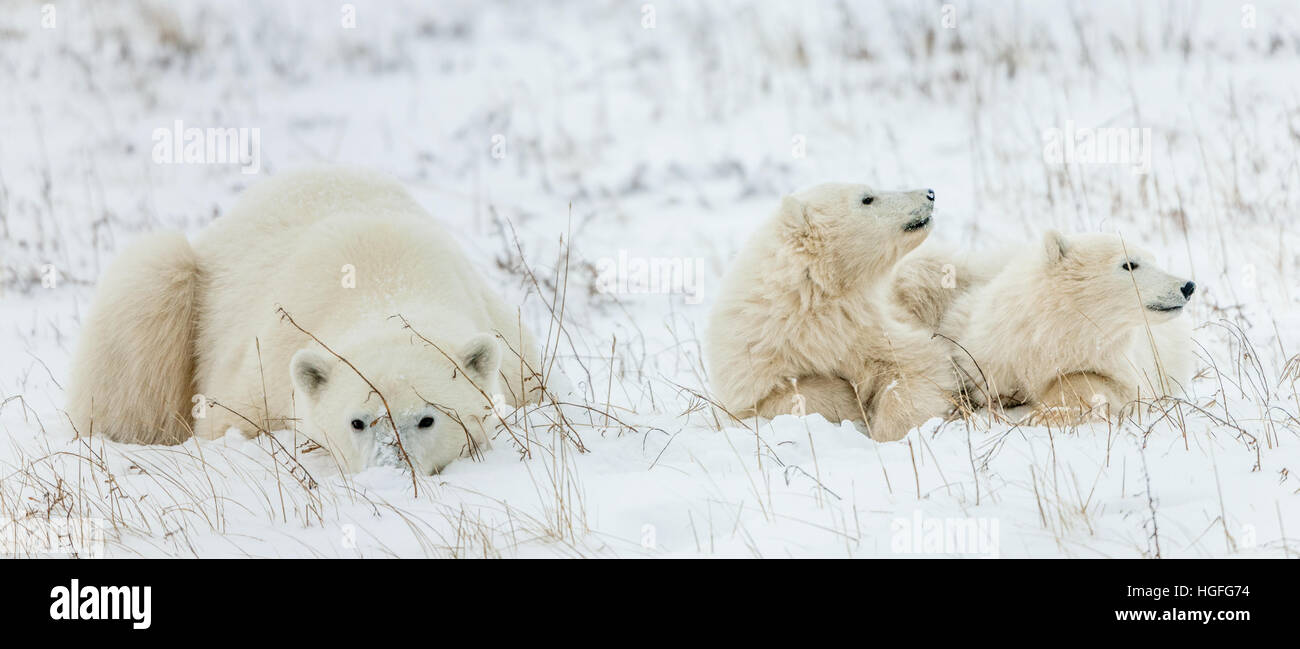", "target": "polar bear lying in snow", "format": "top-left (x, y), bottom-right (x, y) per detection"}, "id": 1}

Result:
top-left (893, 231), bottom-right (1196, 421)
top-left (67, 167), bottom-right (541, 474)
